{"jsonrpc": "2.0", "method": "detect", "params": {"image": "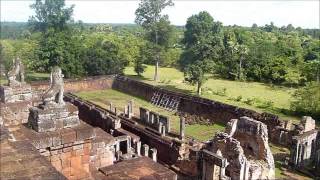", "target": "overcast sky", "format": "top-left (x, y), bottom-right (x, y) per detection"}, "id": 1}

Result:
top-left (1, 0), bottom-right (319, 28)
